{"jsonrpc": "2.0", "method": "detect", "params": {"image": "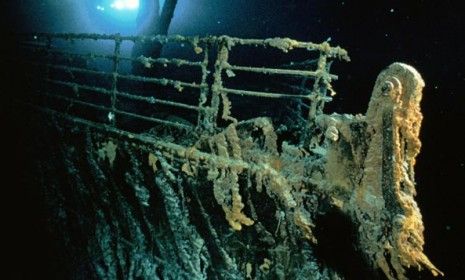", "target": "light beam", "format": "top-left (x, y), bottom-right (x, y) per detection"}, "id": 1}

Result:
top-left (110, 0), bottom-right (139, 11)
